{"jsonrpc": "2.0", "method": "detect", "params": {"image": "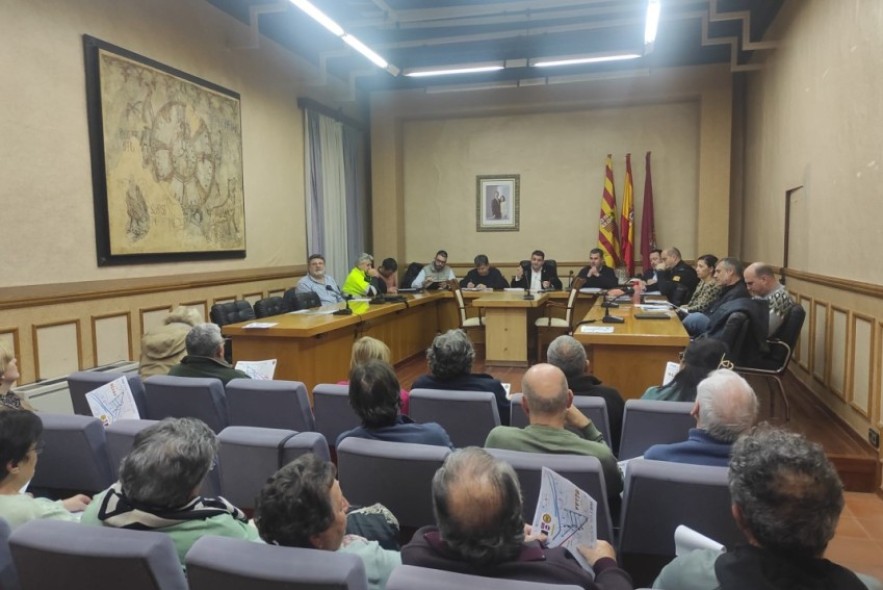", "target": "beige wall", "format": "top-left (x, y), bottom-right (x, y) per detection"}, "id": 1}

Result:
top-left (741, 0), bottom-right (883, 478)
top-left (371, 65), bottom-right (733, 269)
top-left (1, 0), bottom-right (354, 289)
